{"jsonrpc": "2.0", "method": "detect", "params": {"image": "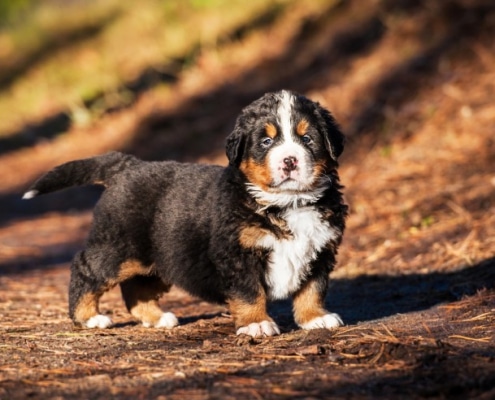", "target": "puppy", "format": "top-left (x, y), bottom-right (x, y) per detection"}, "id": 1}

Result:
top-left (24, 90), bottom-right (348, 338)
